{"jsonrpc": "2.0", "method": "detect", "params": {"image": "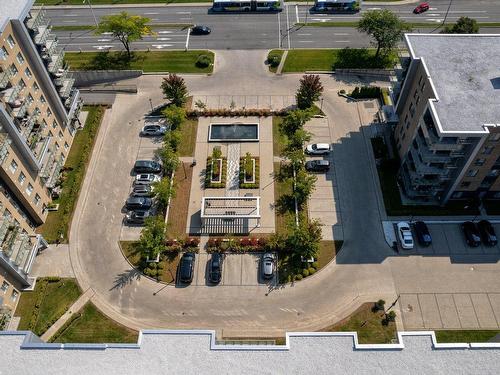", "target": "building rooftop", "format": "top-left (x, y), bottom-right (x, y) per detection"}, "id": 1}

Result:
top-left (405, 34), bottom-right (500, 134)
top-left (0, 0), bottom-right (33, 33)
